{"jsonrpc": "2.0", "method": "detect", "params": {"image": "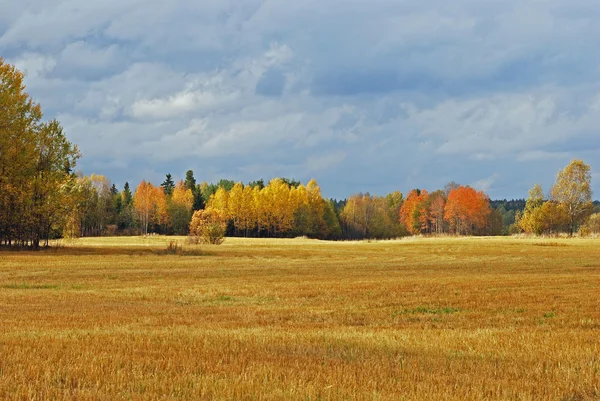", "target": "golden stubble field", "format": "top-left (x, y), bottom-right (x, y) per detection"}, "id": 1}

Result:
top-left (0, 236), bottom-right (599, 400)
